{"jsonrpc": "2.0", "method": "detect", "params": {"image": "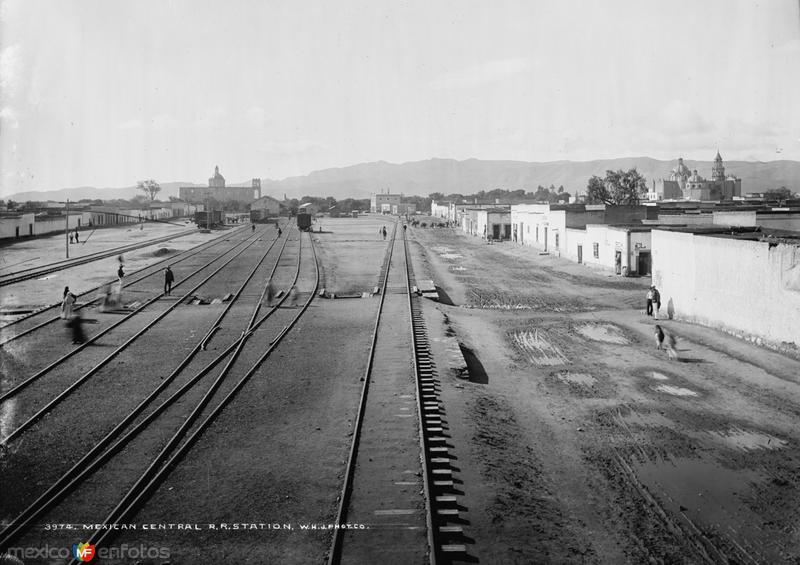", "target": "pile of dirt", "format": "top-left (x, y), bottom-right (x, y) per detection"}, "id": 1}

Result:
top-left (152, 247), bottom-right (175, 256)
